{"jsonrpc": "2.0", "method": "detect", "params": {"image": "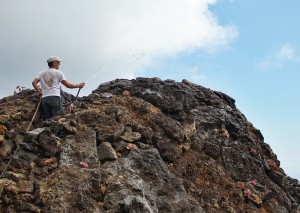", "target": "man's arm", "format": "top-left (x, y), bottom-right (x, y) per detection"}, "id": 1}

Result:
top-left (61, 80), bottom-right (85, 89)
top-left (32, 78), bottom-right (42, 95)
